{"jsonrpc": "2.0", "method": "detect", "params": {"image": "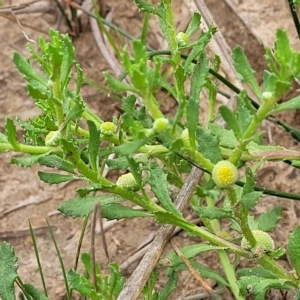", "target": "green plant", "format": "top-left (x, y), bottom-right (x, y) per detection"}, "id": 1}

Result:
top-left (2, 1), bottom-right (300, 299)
